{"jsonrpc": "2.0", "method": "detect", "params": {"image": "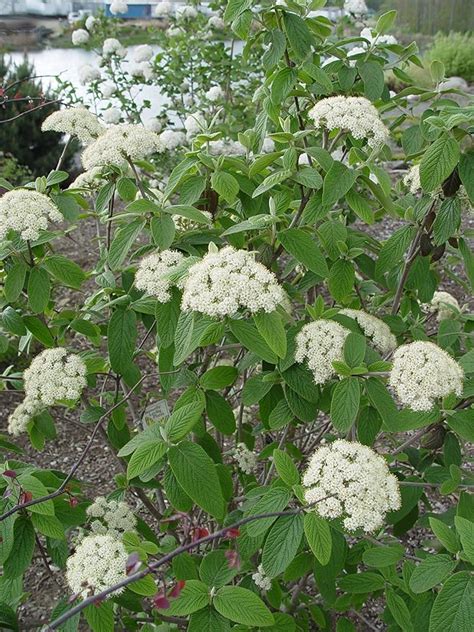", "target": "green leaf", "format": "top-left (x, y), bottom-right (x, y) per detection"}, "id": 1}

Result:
top-left (339, 571), bottom-right (385, 593)
top-left (116, 176), bottom-right (137, 202)
top-left (165, 402), bottom-right (205, 443)
top-left (244, 487), bottom-right (291, 537)
top-left (343, 332), bottom-right (366, 367)
top-left (254, 311), bottom-right (287, 359)
top-left (23, 315), bottom-right (54, 347)
top-left (454, 516), bottom-right (474, 564)
top-left (189, 607), bottom-right (230, 632)
top-left (84, 601), bottom-right (114, 632)
top-left (273, 449), bottom-right (299, 486)
top-left (151, 213), bottom-right (175, 249)
top-left (447, 410), bottom-right (474, 442)
top-left (278, 228), bottom-right (328, 277)
top-left (0, 601), bottom-right (18, 631)
top-left (164, 204), bottom-right (212, 225)
top-left (252, 169), bottom-right (293, 198)
top-left (376, 225), bottom-right (416, 276)
top-left (420, 134), bottom-right (460, 192)
top-left (27, 266), bottom-right (50, 313)
top-left (429, 517), bottom-right (459, 554)
top-left (4, 262), bottom-right (27, 303)
top-left (304, 513), bottom-right (332, 566)
top-left (200, 366), bottom-right (238, 390)
top-left (262, 514), bottom-right (303, 577)
top-left (358, 61), bottom-right (385, 100)
top-left (224, 0), bottom-right (252, 22)
top-left (283, 12), bottom-right (313, 60)
top-left (271, 67), bottom-right (297, 104)
top-left (108, 219), bottom-right (145, 271)
top-left (127, 440), bottom-right (167, 480)
top-left (229, 319), bottom-right (278, 364)
top-left (330, 378), bottom-right (360, 432)
top-left (362, 545), bottom-right (404, 568)
top-left (200, 551), bottom-right (237, 589)
top-left (168, 441), bottom-right (225, 519)
top-left (108, 308), bottom-right (137, 375)
top-left (429, 571), bottom-right (473, 632)
top-left (155, 288), bottom-right (180, 348)
top-left (211, 171), bottom-right (239, 203)
top-left (205, 391), bottom-right (236, 435)
top-left (459, 151), bottom-right (474, 203)
top-left (213, 586), bottom-right (274, 627)
top-left (409, 554), bottom-right (457, 593)
top-left (44, 255), bottom-right (86, 289)
top-left (328, 259), bottom-right (354, 302)
top-left (157, 580), bottom-right (210, 616)
top-left (0, 515), bottom-right (16, 565)
top-left (433, 198), bottom-right (461, 245)
top-left (3, 516), bottom-right (35, 579)
top-left (386, 588), bottom-right (414, 632)
top-left (322, 162), bottom-right (356, 207)
top-left (31, 514), bottom-right (65, 540)
top-left (376, 10), bottom-right (397, 34)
